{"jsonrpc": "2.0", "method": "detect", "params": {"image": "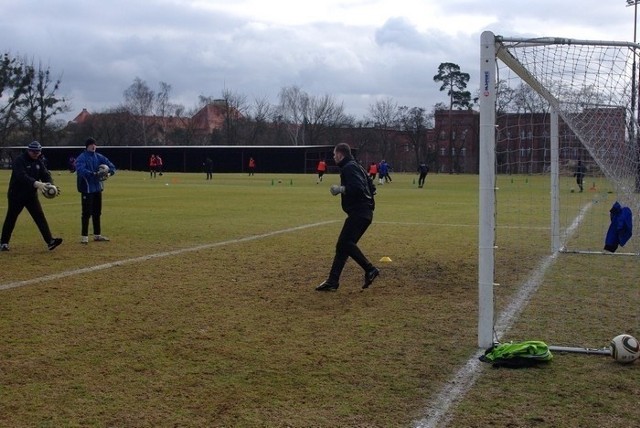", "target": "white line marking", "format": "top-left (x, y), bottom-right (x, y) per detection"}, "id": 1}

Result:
top-left (413, 202), bottom-right (592, 428)
top-left (0, 220), bottom-right (337, 291)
